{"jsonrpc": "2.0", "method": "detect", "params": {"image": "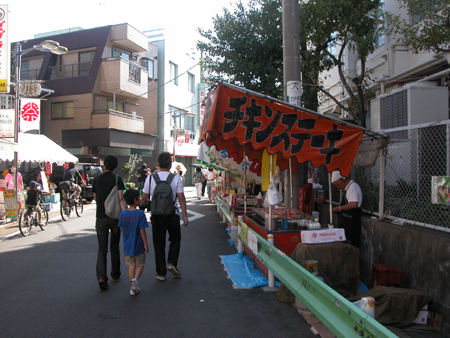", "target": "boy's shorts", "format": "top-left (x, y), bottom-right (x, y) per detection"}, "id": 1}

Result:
top-left (124, 253), bottom-right (146, 267)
